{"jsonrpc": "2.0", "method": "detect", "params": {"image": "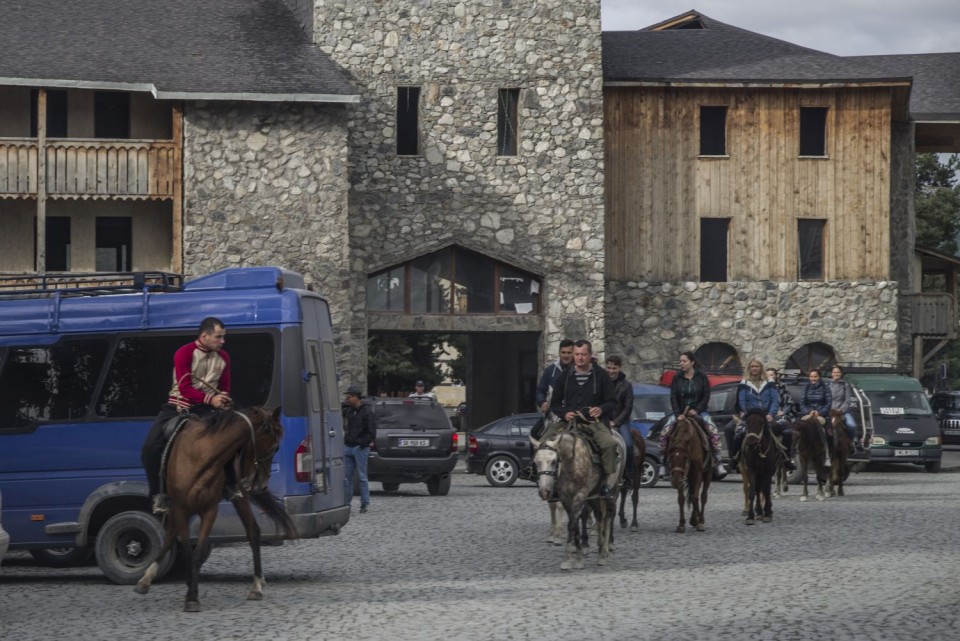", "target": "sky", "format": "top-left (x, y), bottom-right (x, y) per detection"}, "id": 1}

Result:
top-left (601, 0), bottom-right (960, 56)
